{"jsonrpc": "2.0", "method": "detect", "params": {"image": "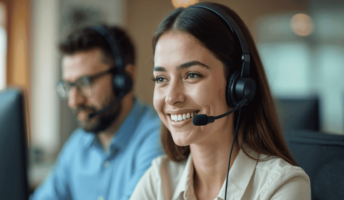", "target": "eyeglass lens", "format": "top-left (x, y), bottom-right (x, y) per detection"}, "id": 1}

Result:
top-left (57, 77), bottom-right (94, 98)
